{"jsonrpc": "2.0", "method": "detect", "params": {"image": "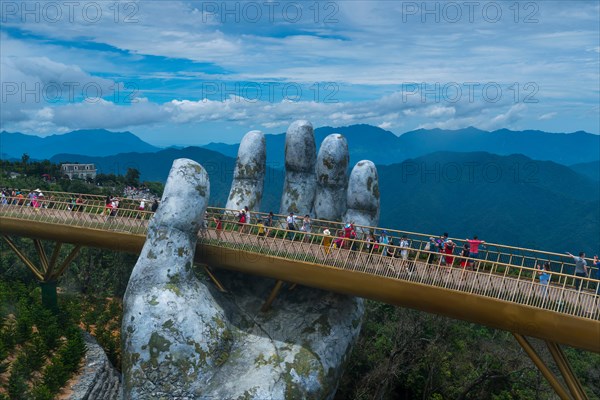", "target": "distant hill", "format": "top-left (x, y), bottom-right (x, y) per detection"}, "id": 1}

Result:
top-left (377, 152), bottom-right (600, 255)
top-left (570, 161), bottom-right (600, 182)
top-left (1, 129), bottom-right (160, 160)
top-left (51, 148), bottom-right (598, 254)
top-left (5, 125), bottom-right (598, 167)
top-left (203, 125), bottom-right (600, 167)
